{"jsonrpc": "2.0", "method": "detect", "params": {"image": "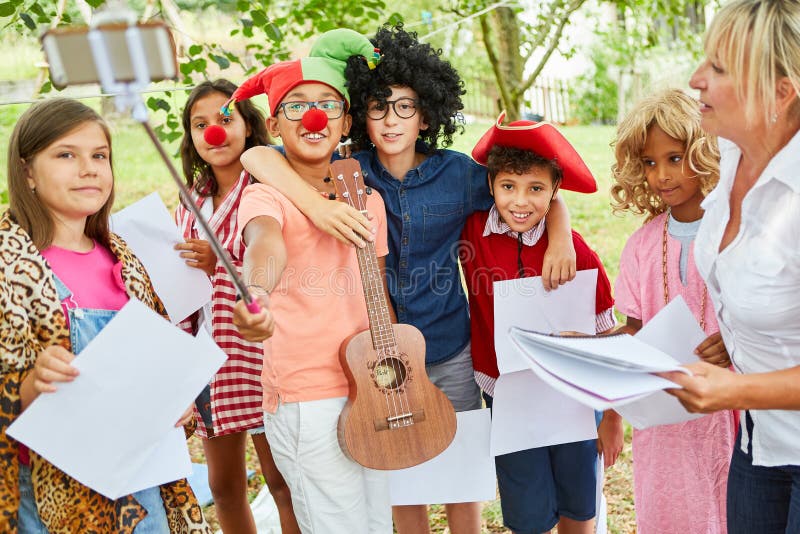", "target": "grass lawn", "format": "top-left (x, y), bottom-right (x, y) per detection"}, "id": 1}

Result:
top-left (0, 100), bottom-right (644, 533)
